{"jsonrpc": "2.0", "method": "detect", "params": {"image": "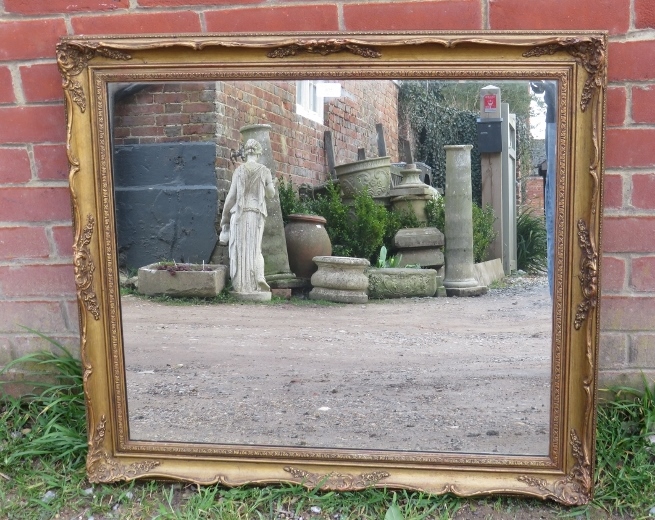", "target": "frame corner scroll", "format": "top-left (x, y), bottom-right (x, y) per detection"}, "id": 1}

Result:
top-left (87, 416), bottom-right (160, 483)
top-left (518, 429), bottom-right (592, 505)
top-left (523, 35), bottom-right (607, 112)
top-left (56, 41), bottom-right (131, 112)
